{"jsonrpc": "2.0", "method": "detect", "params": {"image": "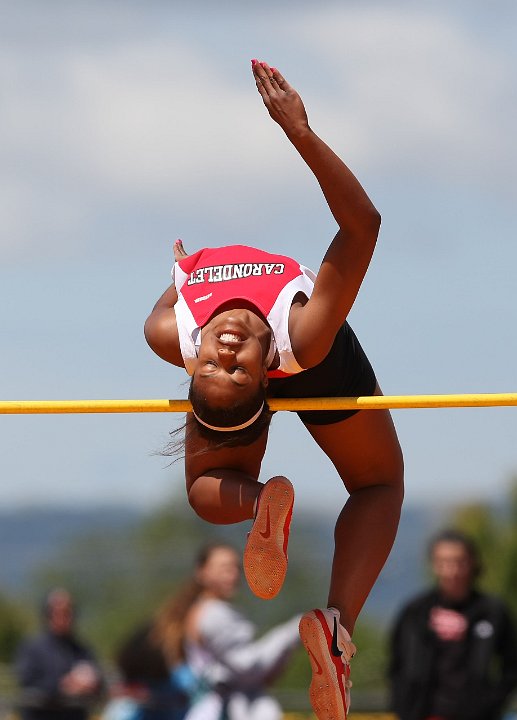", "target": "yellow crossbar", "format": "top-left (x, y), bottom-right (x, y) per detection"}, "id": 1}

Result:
top-left (1, 393), bottom-right (517, 414)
